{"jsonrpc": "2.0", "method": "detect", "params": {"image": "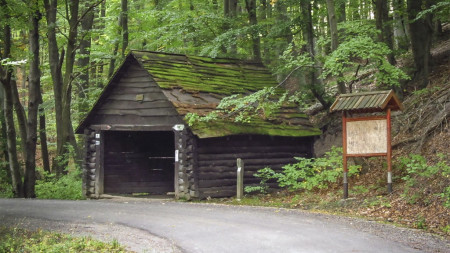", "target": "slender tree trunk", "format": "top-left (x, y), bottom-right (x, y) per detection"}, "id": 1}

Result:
top-left (393, 0), bottom-right (409, 51)
top-left (109, 0), bottom-right (128, 78)
top-left (374, 0), bottom-right (396, 65)
top-left (326, 0), bottom-right (346, 94)
top-left (244, 0), bottom-right (261, 61)
top-left (121, 0), bottom-right (129, 56)
top-left (44, 0), bottom-right (80, 174)
top-left (77, 0), bottom-right (95, 116)
top-left (39, 101), bottom-right (50, 173)
top-left (301, 0), bottom-right (330, 107)
top-left (10, 79), bottom-right (28, 160)
top-left (0, 0), bottom-right (24, 197)
top-left (24, 0), bottom-right (41, 198)
top-left (407, 0), bottom-right (433, 89)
